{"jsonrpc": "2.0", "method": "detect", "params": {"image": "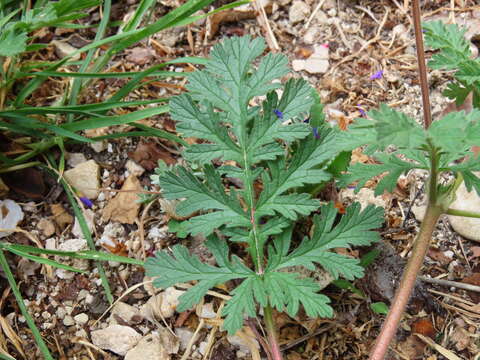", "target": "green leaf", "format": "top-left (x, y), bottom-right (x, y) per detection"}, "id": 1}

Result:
top-left (428, 109), bottom-right (480, 155)
top-left (272, 203), bottom-right (383, 280)
top-left (145, 237), bottom-right (253, 313)
top-left (0, 27), bottom-right (27, 56)
top-left (263, 272), bottom-right (333, 319)
top-left (443, 82), bottom-right (472, 106)
top-left (368, 104), bottom-right (425, 149)
top-left (370, 302), bottom-right (389, 315)
top-left (423, 20), bottom-right (471, 69)
top-left (159, 165), bottom-right (248, 235)
top-left (340, 153), bottom-right (418, 196)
